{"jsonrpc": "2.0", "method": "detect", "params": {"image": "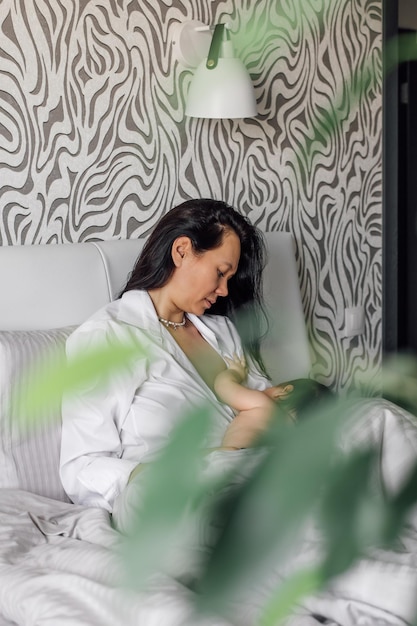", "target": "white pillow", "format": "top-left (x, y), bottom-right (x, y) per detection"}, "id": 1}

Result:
top-left (0, 327), bottom-right (75, 502)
